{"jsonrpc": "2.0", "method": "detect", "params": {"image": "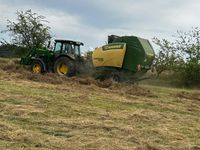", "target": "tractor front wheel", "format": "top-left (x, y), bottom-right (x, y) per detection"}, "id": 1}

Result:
top-left (31, 60), bottom-right (45, 74)
top-left (54, 57), bottom-right (75, 76)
